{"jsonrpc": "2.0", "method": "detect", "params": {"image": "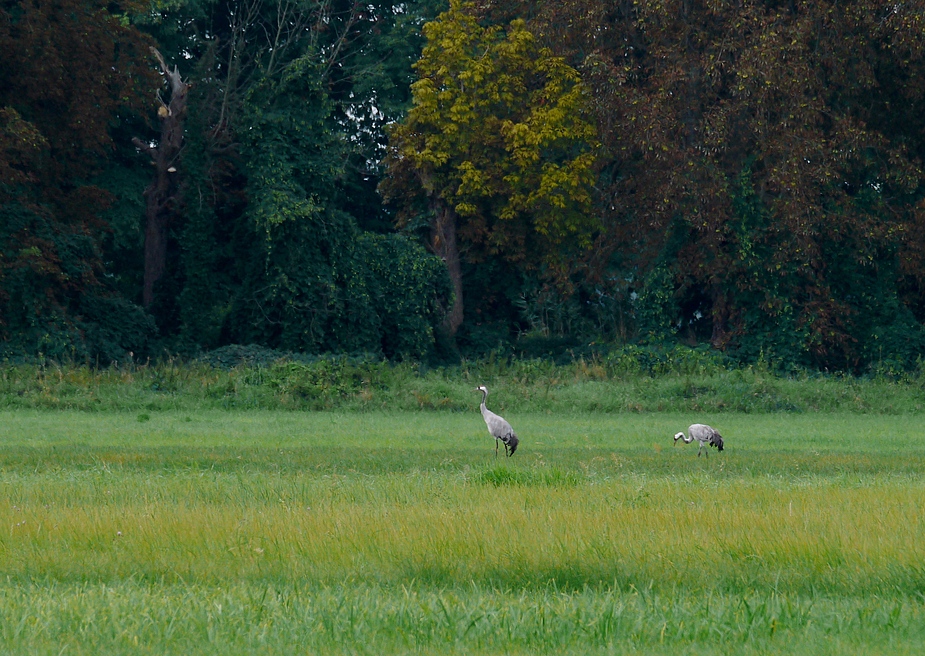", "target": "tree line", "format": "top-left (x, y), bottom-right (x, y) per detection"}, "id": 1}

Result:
top-left (2, 0), bottom-right (924, 372)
